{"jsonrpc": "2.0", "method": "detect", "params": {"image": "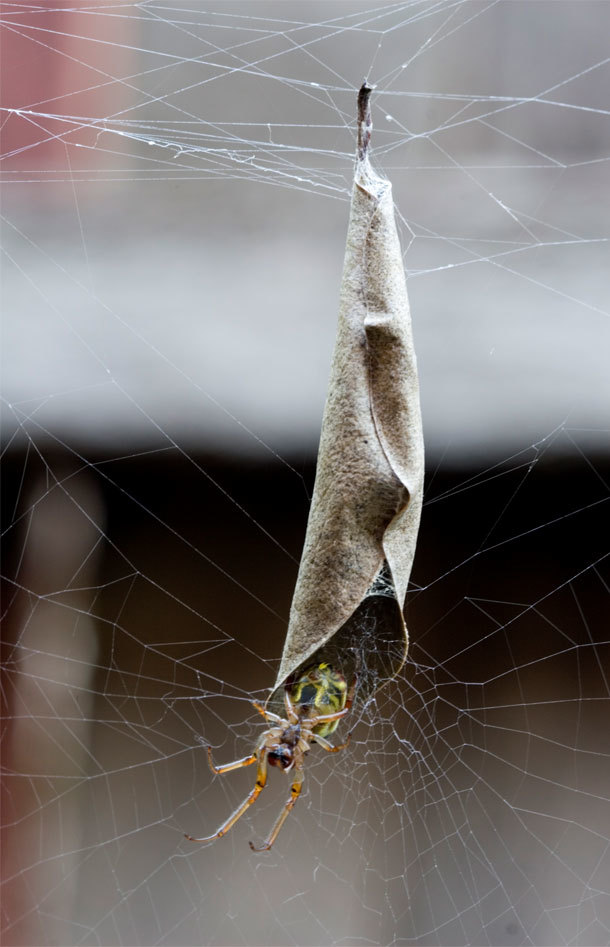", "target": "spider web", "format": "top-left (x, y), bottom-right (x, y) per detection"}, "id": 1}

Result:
top-left (1, 2), bottom-right (609, 945)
